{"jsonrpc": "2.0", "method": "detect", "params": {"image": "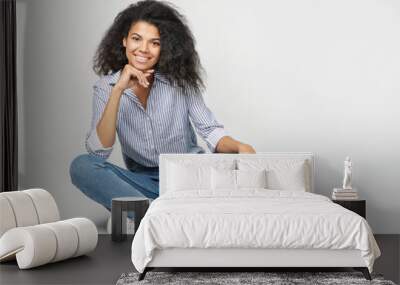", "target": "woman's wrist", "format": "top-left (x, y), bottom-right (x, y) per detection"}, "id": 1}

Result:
top-left (112, 85), bottom-right (124, 96)
top-left (215, 136), bottom-right (256, 154)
